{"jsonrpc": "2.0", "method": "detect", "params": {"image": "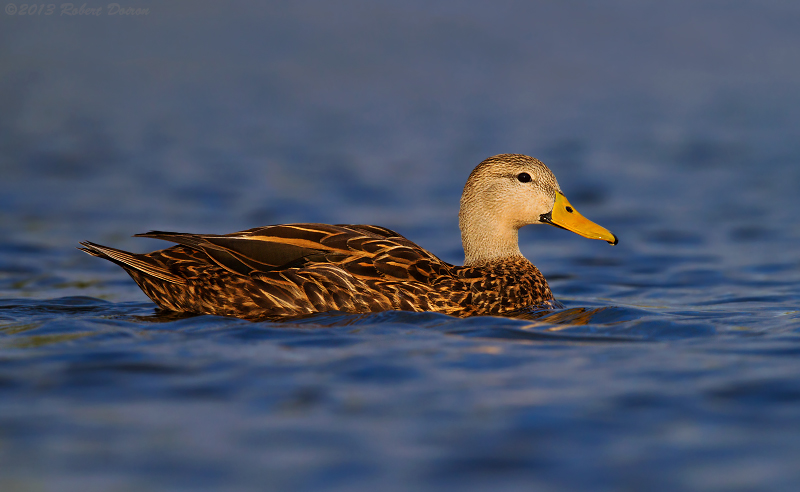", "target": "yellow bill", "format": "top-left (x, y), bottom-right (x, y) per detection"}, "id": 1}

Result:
top-left (542, 192), bottom-right (618, 245)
